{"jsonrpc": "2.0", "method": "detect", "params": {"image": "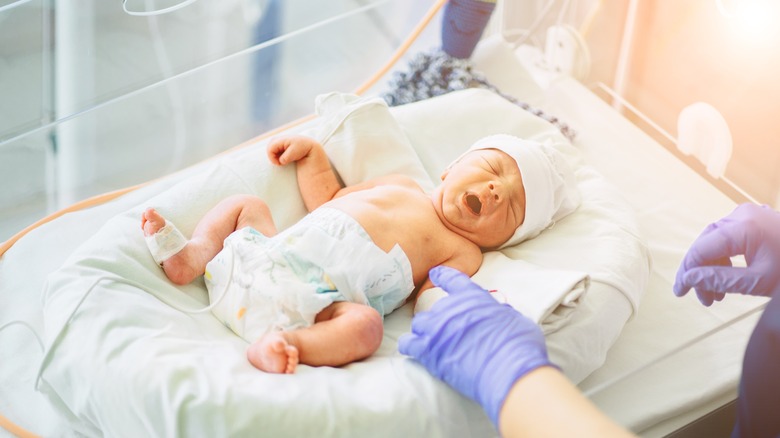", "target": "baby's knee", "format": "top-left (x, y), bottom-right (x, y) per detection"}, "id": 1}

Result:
top-left (227, 194), bottom-right (275, 233)
top-left (225, 194), bottom-right (269, 212)
top-left (352, 305), bottom-right (384, 353)
top-left (245, 196), bottom-right (273, 219)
